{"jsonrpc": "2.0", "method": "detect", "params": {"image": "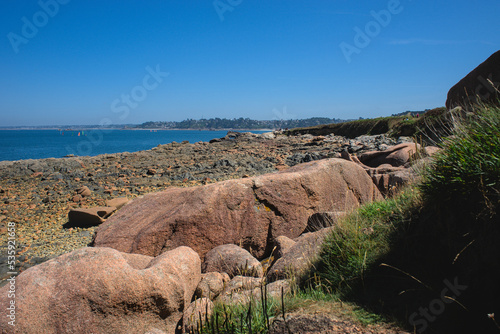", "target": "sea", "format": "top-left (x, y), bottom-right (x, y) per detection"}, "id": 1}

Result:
top-left (0, 129), bottom-right (269, 162)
